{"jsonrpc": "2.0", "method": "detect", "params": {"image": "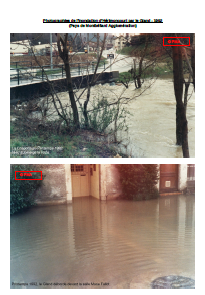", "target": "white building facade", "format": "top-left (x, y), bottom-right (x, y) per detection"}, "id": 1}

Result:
top-left (33, 164), bottom-right (195, 205)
